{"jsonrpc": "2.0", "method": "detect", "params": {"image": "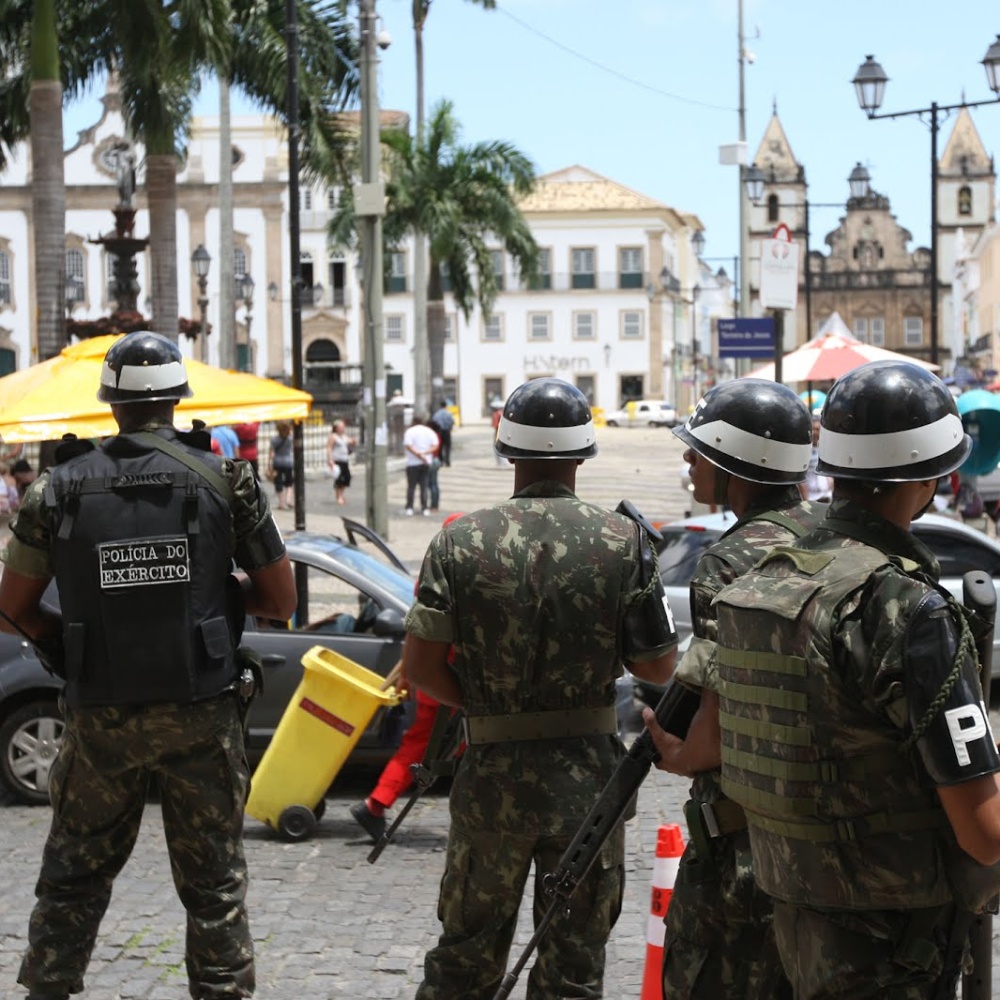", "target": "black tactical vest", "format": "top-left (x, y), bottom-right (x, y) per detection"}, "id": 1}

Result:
top-left (46, 430), bottom-right (239, 708)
